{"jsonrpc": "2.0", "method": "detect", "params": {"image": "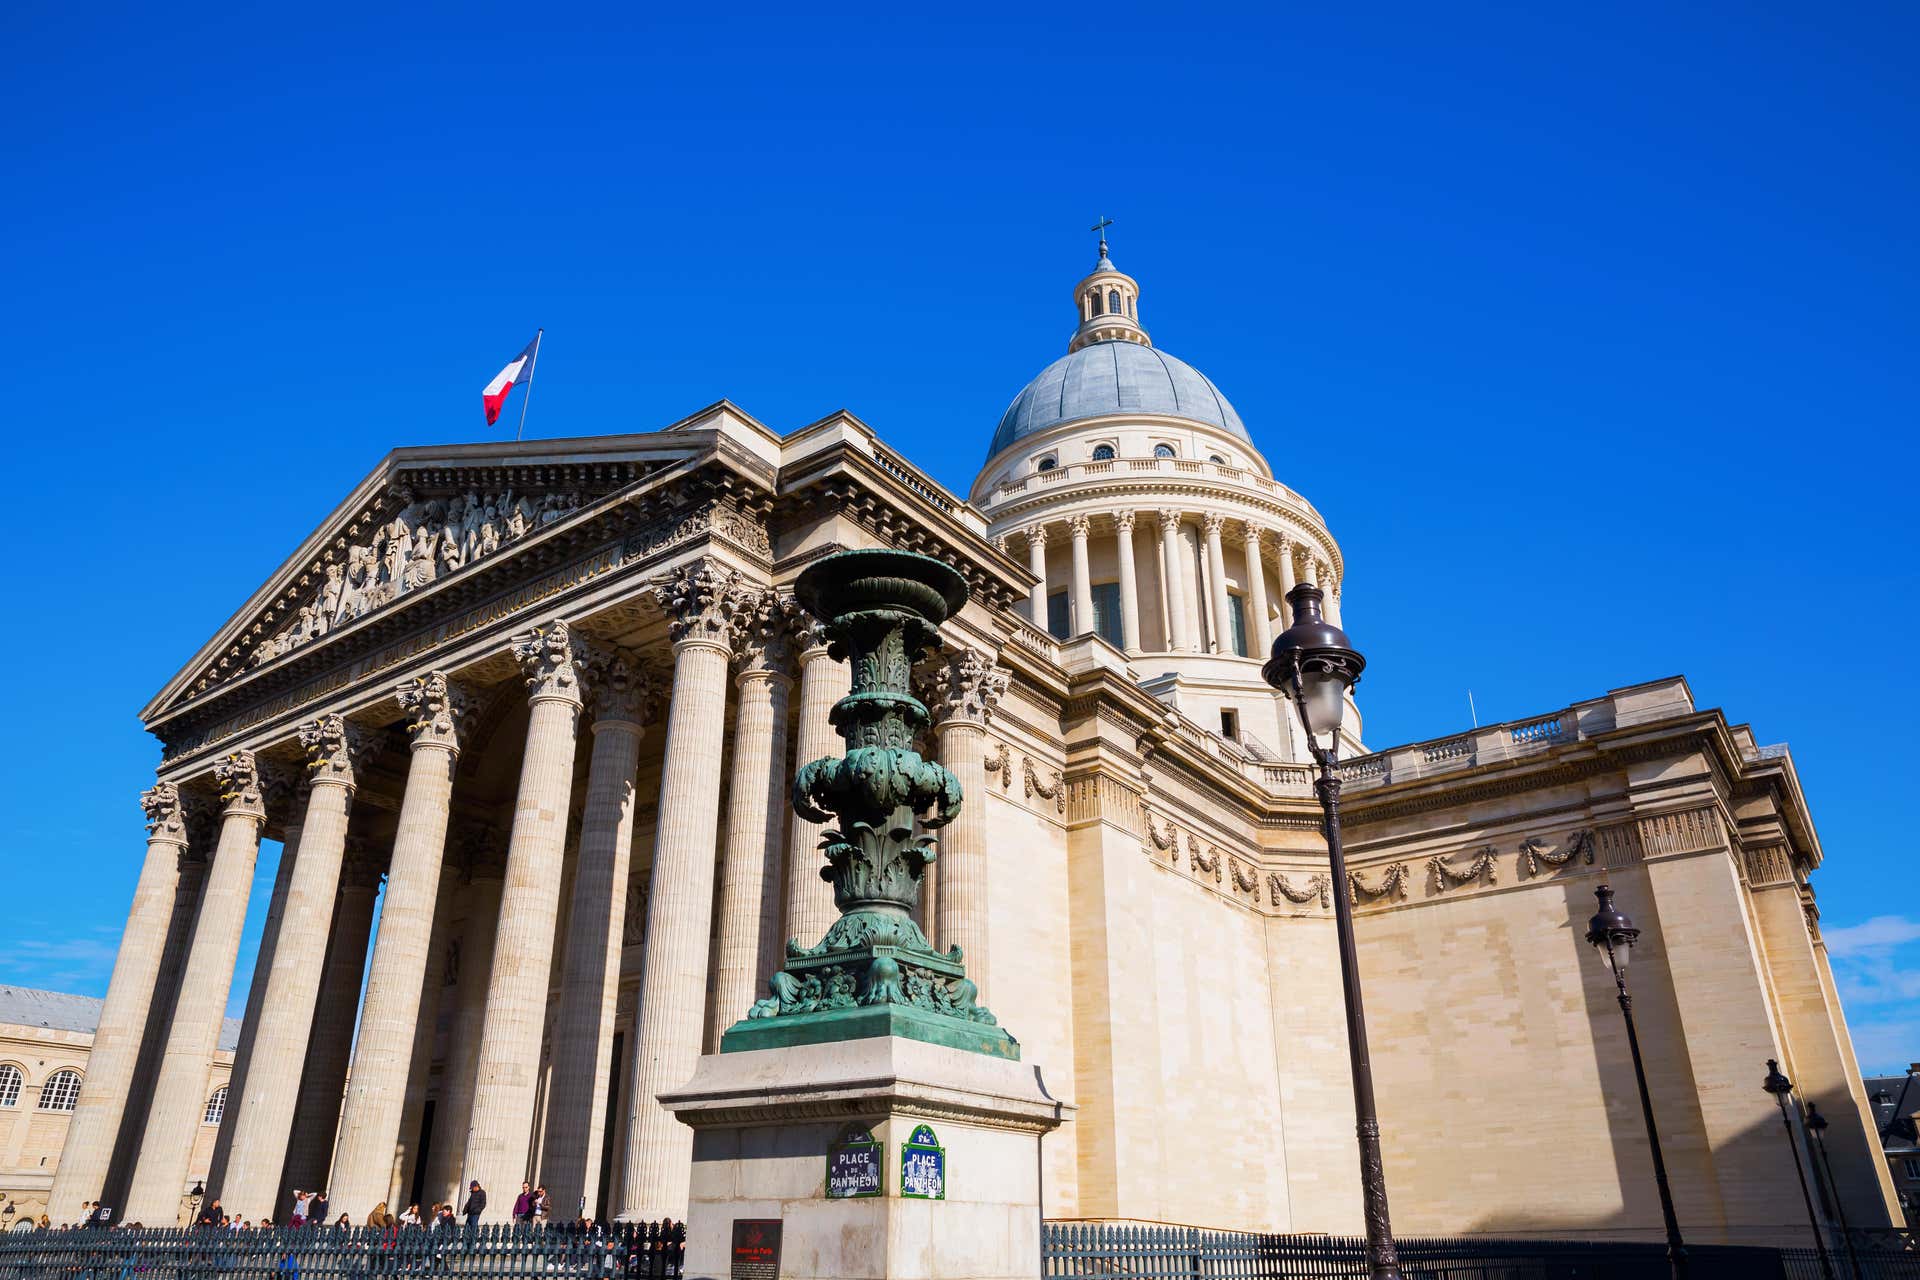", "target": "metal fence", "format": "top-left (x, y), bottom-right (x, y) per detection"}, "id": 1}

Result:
top-left (1043, 1221), bottom-right (1920, 1280)
top-left (0, 1222), bottom-right (684, 1280)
